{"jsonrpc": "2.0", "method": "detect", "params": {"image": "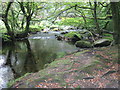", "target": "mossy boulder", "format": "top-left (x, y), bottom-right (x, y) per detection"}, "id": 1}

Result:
top-left (78, 30), bottom-right (94, 41)
top-left (75, 40), bottom-right (93, 48)
top-left (64, 31), bottom-right (82, 42)
top-left (94, 39), bottom-right (112, 47)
